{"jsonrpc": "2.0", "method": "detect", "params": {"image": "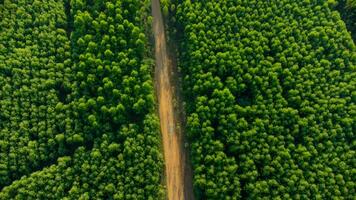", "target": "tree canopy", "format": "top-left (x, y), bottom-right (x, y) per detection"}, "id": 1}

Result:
top-left (174, 0), bottom-right (355, 199)
top-left (0, 0), bottom-right (163, 199)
